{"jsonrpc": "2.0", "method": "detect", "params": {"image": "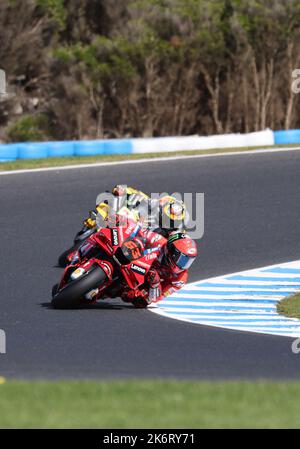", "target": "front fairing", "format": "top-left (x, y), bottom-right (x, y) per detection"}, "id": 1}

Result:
top-left (93, 225), bottom-right (153, 290)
